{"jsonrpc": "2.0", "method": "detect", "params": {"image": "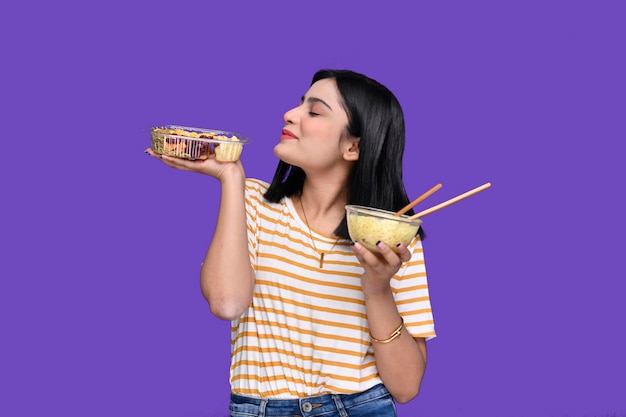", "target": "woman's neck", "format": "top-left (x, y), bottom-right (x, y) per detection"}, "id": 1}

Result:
top-left (296, 178), bottom-right (348, 235)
